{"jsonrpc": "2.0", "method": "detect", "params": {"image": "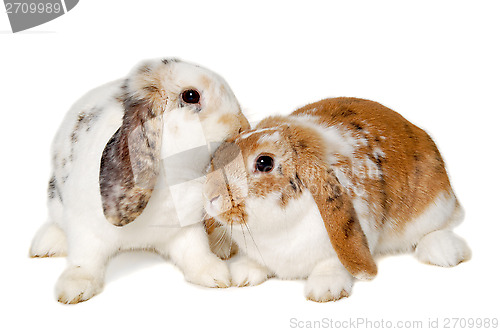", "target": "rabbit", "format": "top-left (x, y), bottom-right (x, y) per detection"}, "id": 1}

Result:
top-left (203, 97), bottom-right (471, 302)
top-left (29, 58), bottom-right (250, 304)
